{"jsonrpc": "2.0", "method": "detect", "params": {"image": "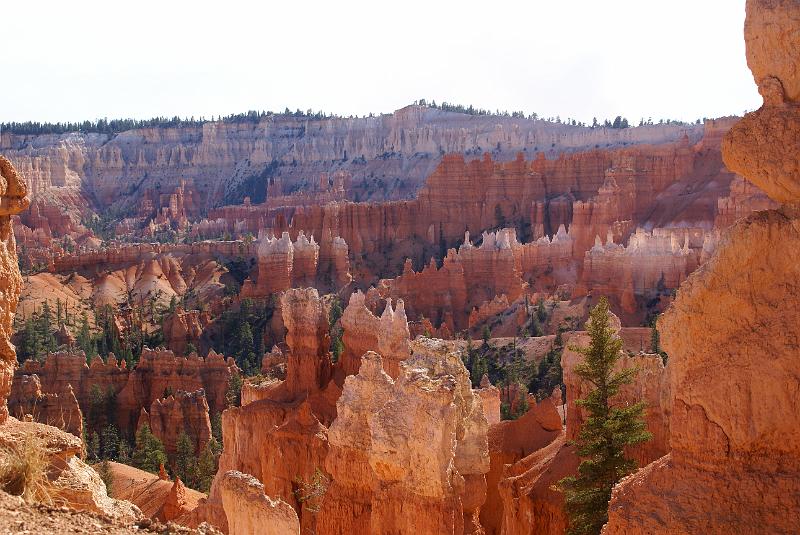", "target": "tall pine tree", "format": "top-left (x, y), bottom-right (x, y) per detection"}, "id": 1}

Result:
top-left (558, 297), bottom-right (651, 535)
